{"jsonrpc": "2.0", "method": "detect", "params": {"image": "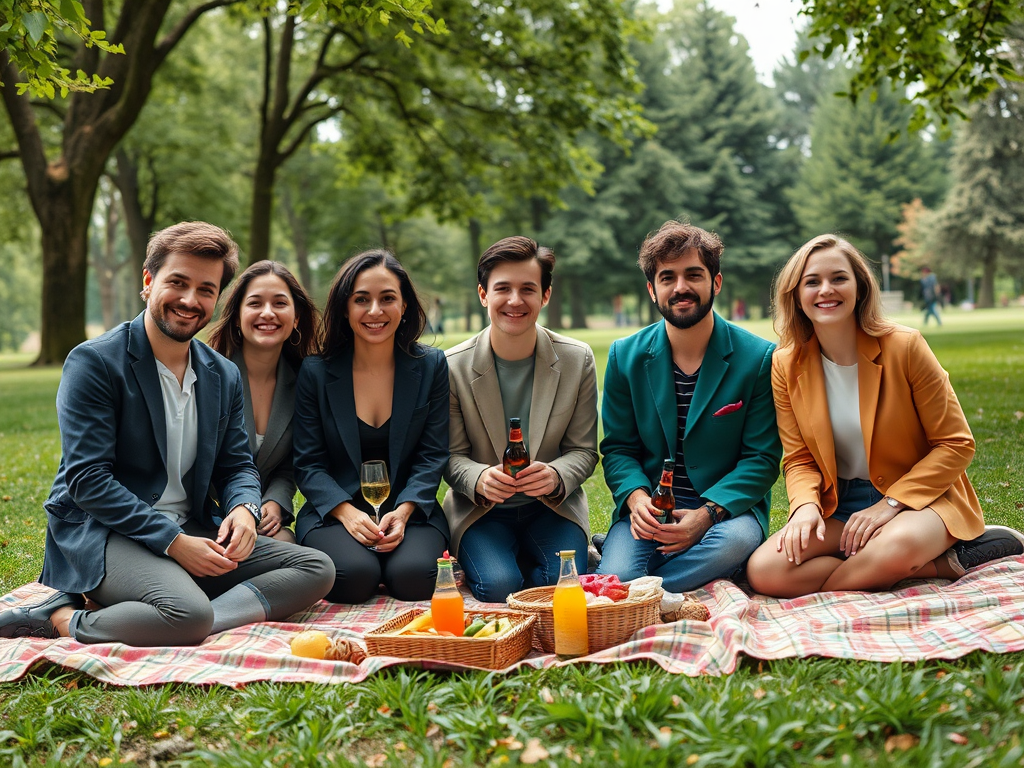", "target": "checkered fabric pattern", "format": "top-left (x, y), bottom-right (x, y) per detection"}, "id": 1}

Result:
top-left (2, 557), bottom-right (1022, 687)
